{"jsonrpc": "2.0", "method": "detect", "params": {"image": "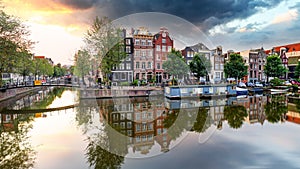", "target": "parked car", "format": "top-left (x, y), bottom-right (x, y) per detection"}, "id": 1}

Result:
top-left (254, 82), bottom-right (263, 87)
top-left (246, 82), bottom-right (254, 87)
